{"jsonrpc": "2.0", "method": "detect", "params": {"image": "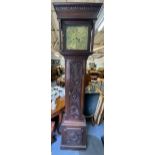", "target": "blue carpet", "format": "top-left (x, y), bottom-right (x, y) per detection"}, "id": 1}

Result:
top-left (51, 122), bottom-right (104, 155)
